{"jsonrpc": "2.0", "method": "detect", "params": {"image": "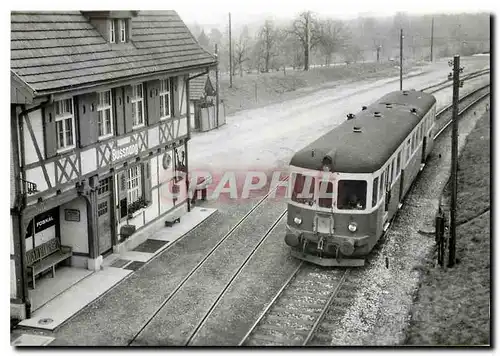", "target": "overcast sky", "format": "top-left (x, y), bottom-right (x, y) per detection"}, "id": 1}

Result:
top-left (175, 0), bottom-right (492, 25)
